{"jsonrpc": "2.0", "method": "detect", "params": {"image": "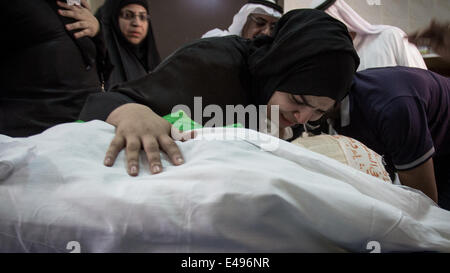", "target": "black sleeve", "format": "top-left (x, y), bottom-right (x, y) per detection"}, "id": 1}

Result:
top-left (79, 92), bottom-right (135, 121)
top-left (79, 36), bottom-right (252, 124)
